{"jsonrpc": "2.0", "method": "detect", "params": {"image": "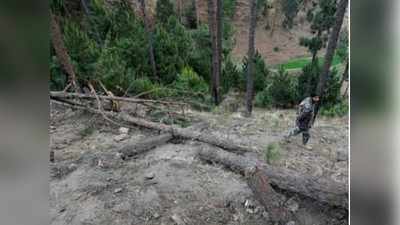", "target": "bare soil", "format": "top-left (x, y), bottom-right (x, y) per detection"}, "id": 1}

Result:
top-left (50, 101), bottom-right (348, 225)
